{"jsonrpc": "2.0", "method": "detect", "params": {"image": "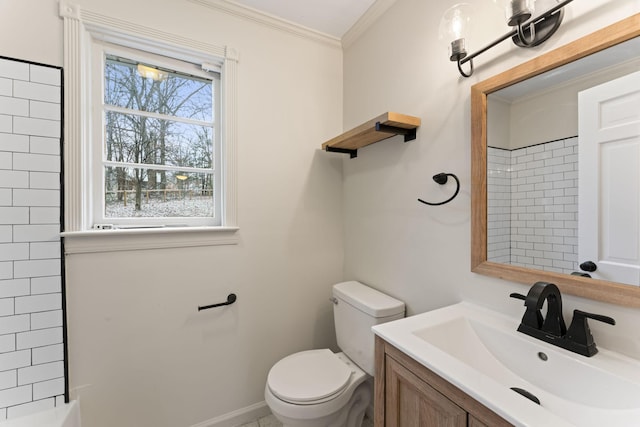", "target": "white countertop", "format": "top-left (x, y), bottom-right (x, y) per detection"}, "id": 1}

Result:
top-left (373, 302), bottom-right (640, 427)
